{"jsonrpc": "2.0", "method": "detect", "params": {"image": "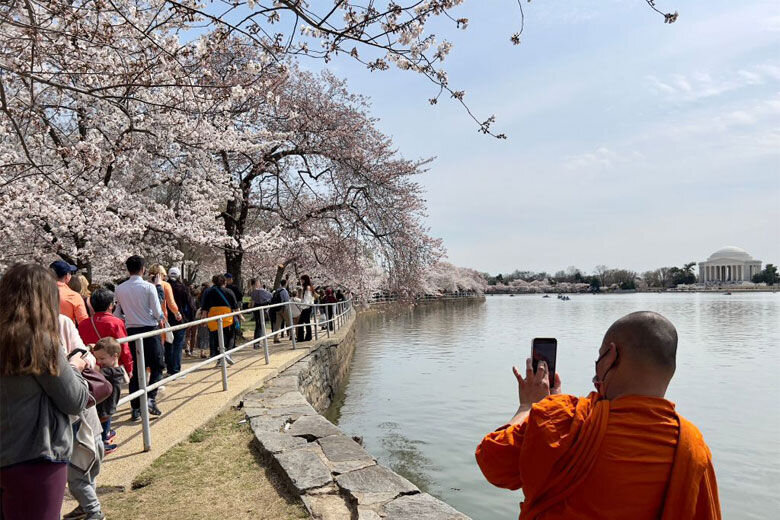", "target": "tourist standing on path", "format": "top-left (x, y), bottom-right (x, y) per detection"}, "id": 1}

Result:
top-left (297, 275), bottom-right (315, 342)
top-left (77, 288), bottom-right (134, 378)
top-left (113, 255), bottom-right (166, 420)
top-left (475, 311), bottom-right (721, 520)
top-left (250, 279), bottom-right (273, 341)
top-left (58, 318), bottom-right (106, 520)
top-left (0, 263), bottom-right (90, 520)
top-left (51, 260), bottom-right (89, 325)
top-left (270, 279), bottom-right (290, 344)
top-left (200, 274), bottom-right (241, 366)
top-left (69, 273), bottom-right (93, 317)
top-left (322, 288), bottom-right (337, 331)
top-left (165, 267), bottom-right (193, 375)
